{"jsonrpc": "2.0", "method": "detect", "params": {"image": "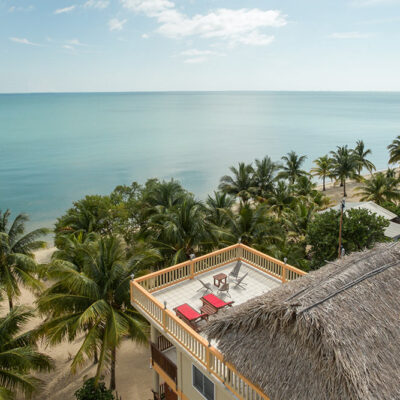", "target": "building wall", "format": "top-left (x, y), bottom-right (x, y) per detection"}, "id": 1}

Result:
top-left (177, 348), bottom-right (235, 400)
